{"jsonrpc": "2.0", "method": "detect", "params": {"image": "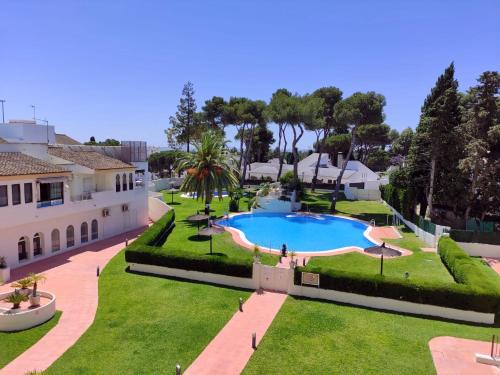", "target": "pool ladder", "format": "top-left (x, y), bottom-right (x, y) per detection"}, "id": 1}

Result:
top-left (370, 219), bottom-right (376, 227)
